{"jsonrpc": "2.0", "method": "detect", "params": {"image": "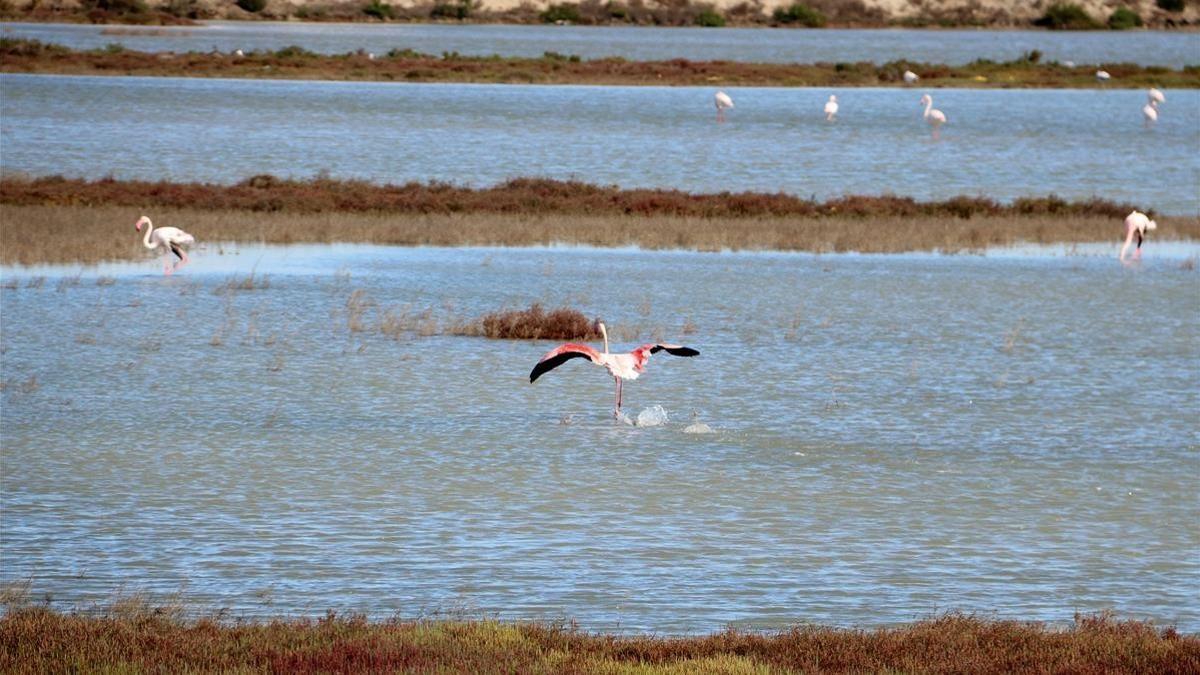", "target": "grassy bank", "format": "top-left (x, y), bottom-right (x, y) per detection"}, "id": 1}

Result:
top-left (4, 176), bottom-right (1197, 264)
top-left (1, 606), bottom-right (1196, 674)
top-left (3, 39), bottom-right (1196, 88)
